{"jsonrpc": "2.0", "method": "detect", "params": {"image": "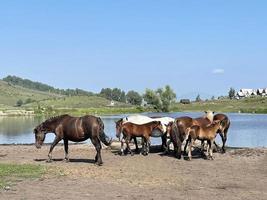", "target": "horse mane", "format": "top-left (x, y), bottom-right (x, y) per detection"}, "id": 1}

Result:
top-left (41, 114), bottom-right (70, 127)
